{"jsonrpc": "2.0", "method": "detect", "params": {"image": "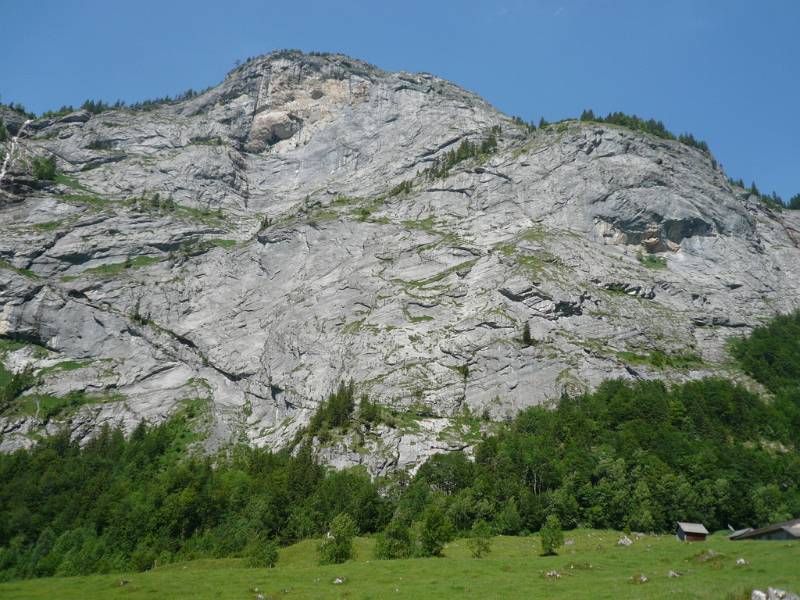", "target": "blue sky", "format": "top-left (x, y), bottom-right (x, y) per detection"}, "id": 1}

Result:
top-left (1, 0), bottom-right (797, 200)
